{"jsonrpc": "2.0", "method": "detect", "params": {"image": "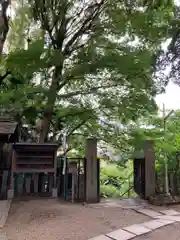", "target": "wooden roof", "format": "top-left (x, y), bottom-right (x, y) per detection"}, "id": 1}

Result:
top-left (0, 118), bottom-right (18, 135)
top-left (12, 143), bottom-right (59, 152)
